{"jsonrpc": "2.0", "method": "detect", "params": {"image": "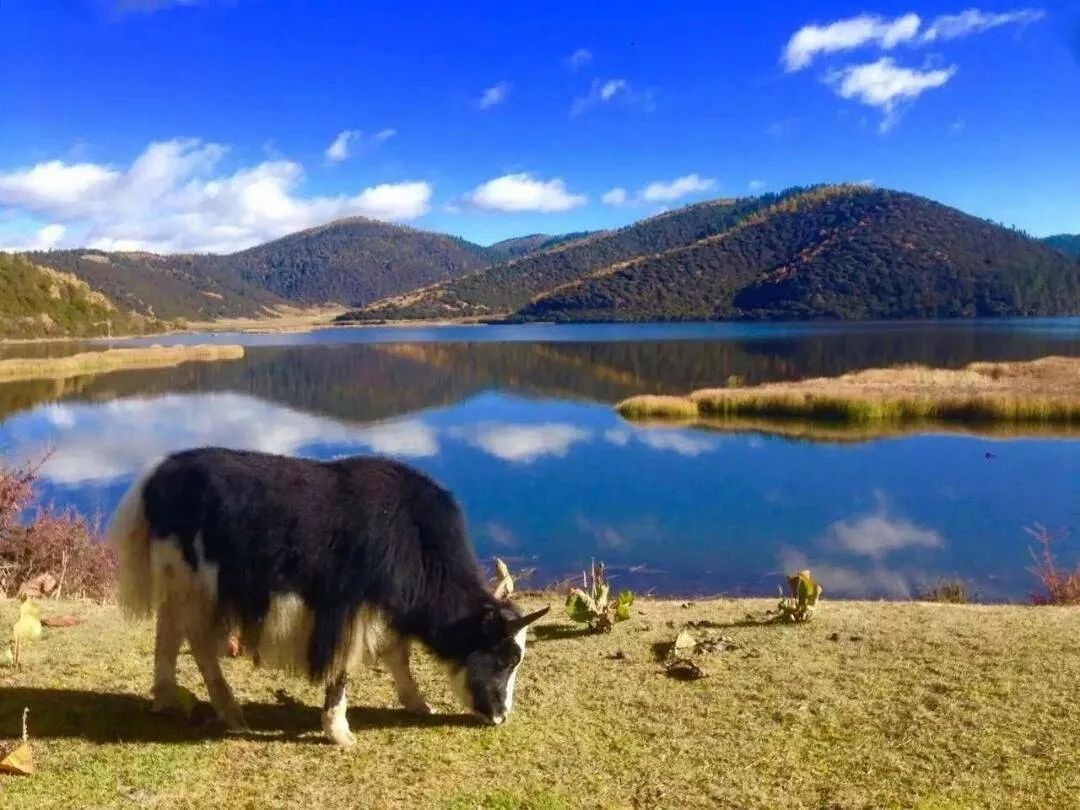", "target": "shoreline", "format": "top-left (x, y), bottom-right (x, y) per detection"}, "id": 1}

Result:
top-left (618, 356), bottom-right (1080, 429)
top-left (0, 344), bottom-right (246, 383)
